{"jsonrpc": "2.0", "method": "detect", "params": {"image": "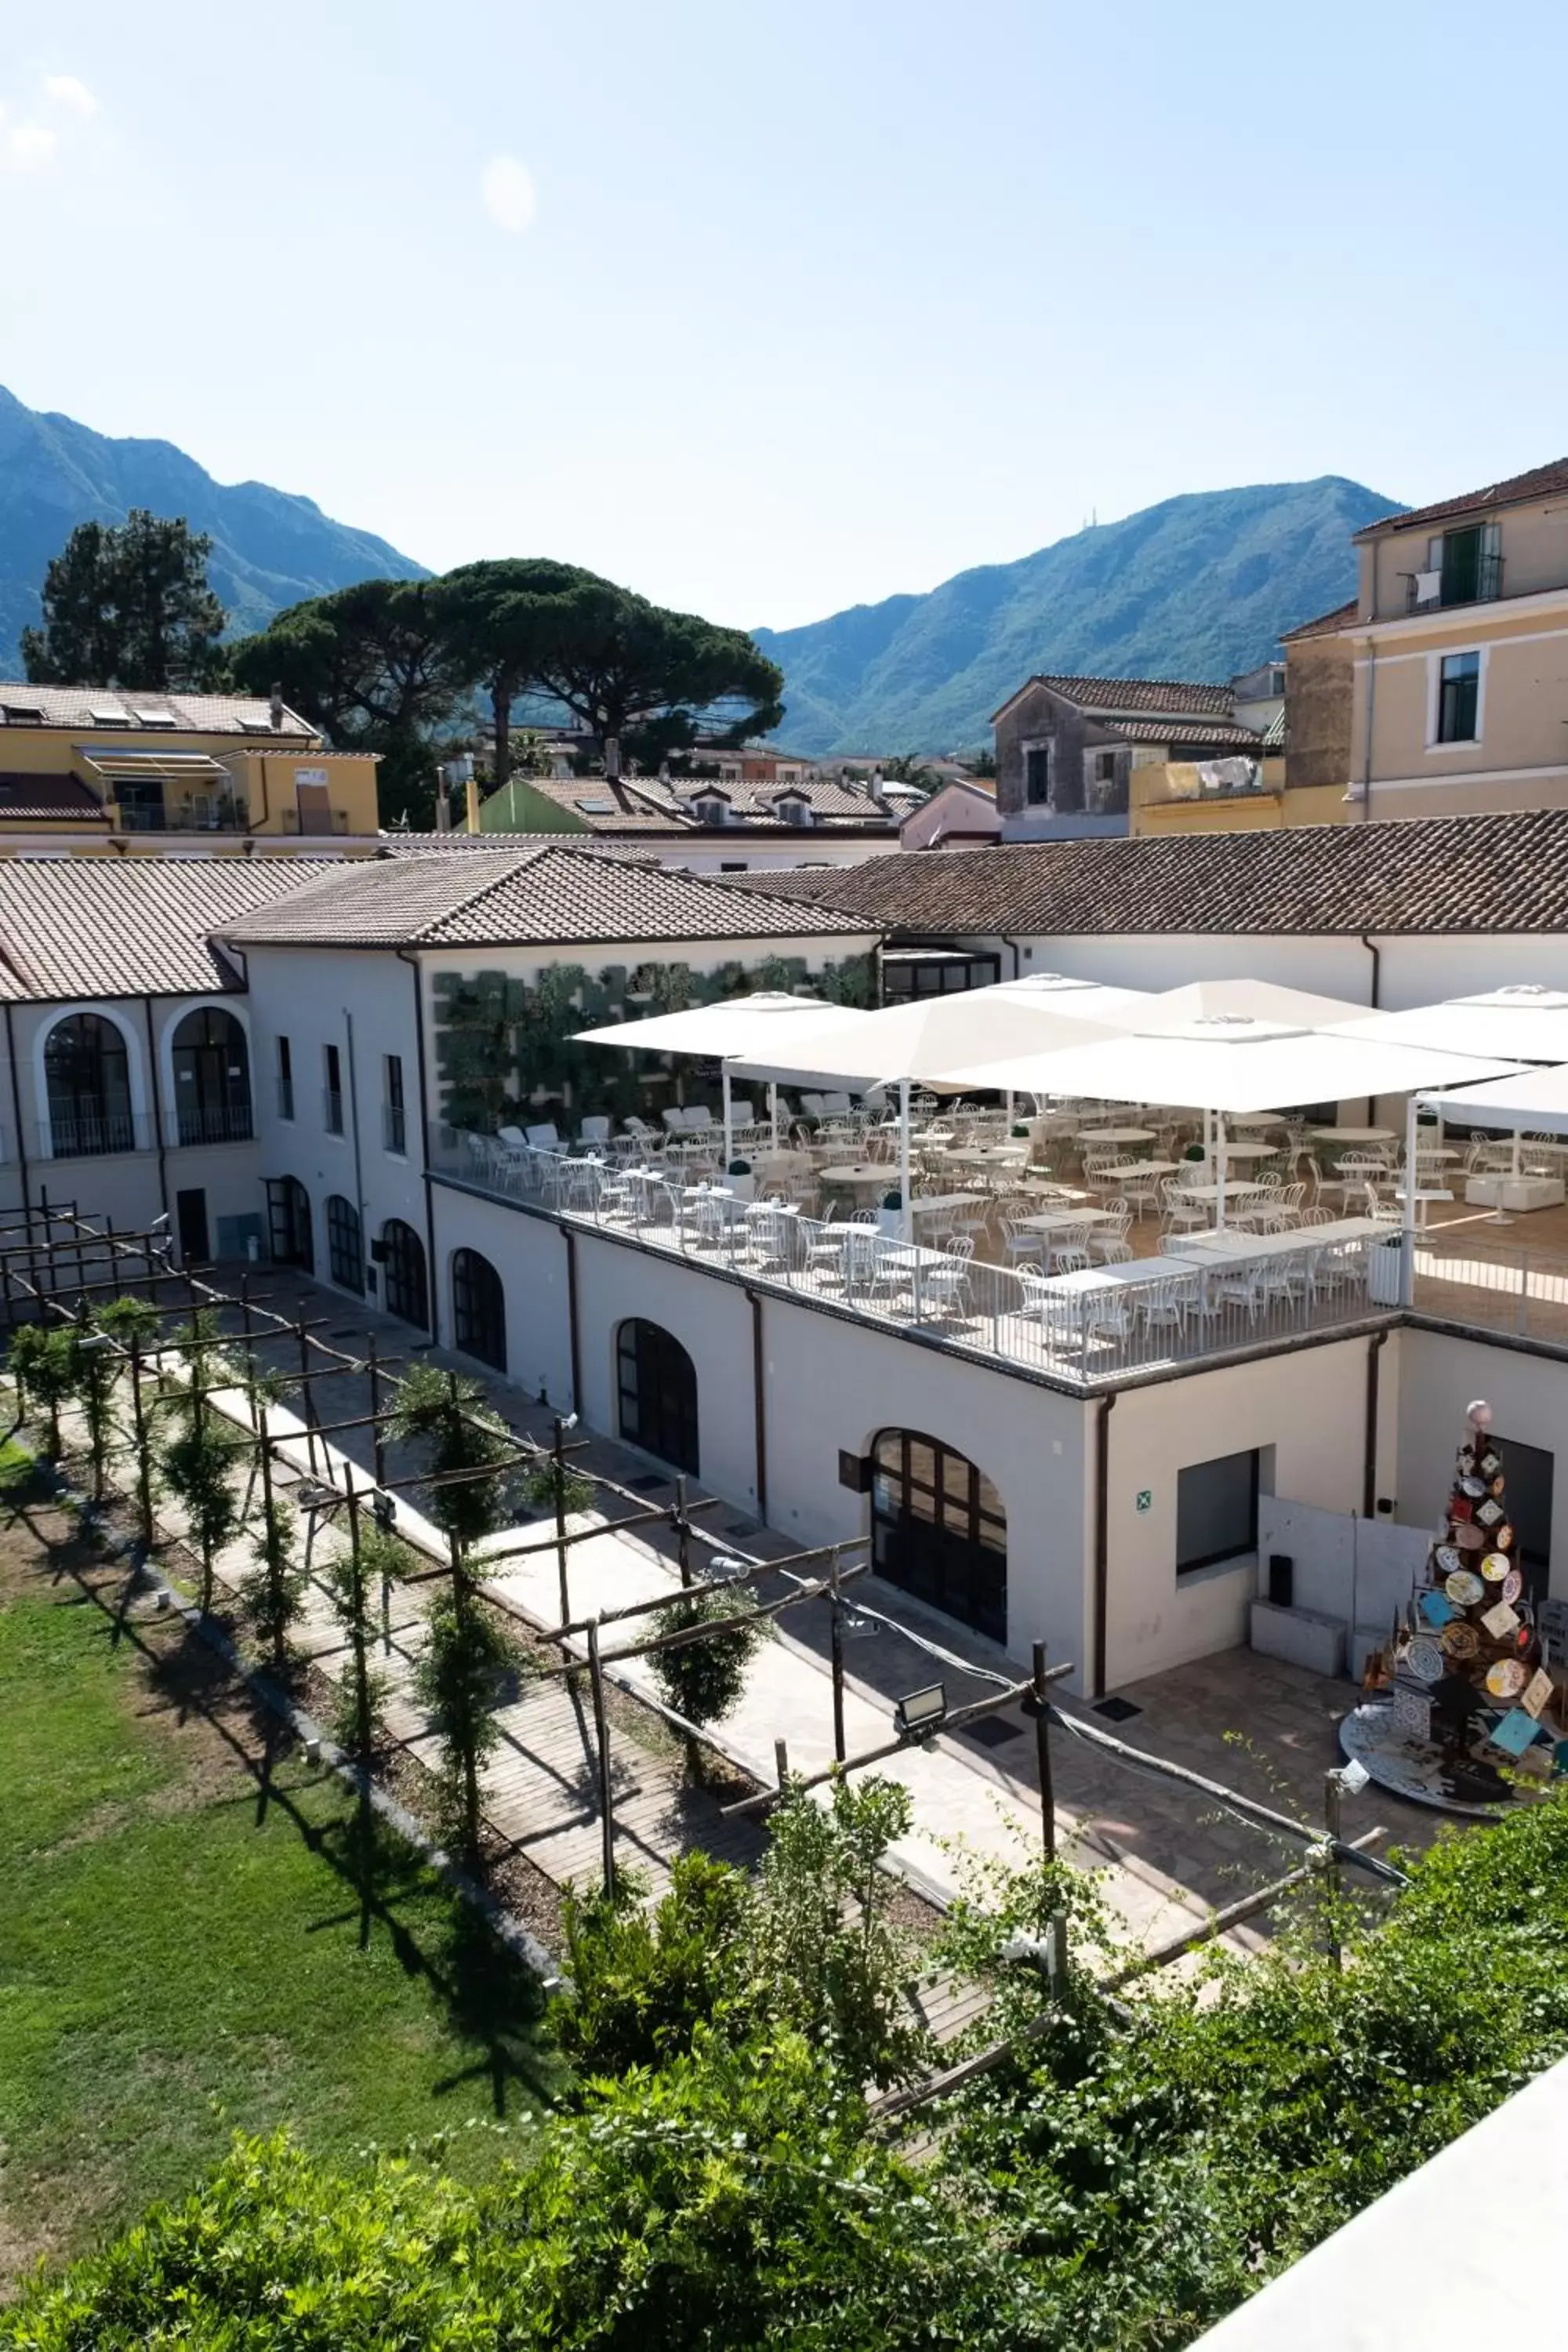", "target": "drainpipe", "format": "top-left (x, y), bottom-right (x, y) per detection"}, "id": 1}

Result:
top-left (344, 1010), bottom-right (367, 1265)
top-left (1357, 932), bottom-right (1382, 1122)
top-left (1359, 633), bottom-right (1377, 825)
top-left (746, 1287), bottom-right (769, 1518)
top-left (394, 949), bottom-right (441, 1345)
top-left (1363, 1329), bottom-right (1388, 1522)
top-left (562, 1223), bottom-right (582, 1412)
top-left (1091, 1392), bottom-right (1116, 1697)
top-left (140, 994), bottom-right (172, 1242)
top-left (5, 1000), bottom-right (30, 1220)
top-left (1000, 934), bottom-right (1022, 980)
